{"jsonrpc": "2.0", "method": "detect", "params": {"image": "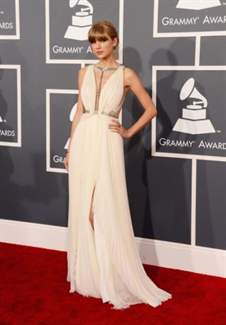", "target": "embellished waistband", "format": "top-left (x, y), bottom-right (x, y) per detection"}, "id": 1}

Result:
top-left (82, 110), bottom-right (119, 119)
